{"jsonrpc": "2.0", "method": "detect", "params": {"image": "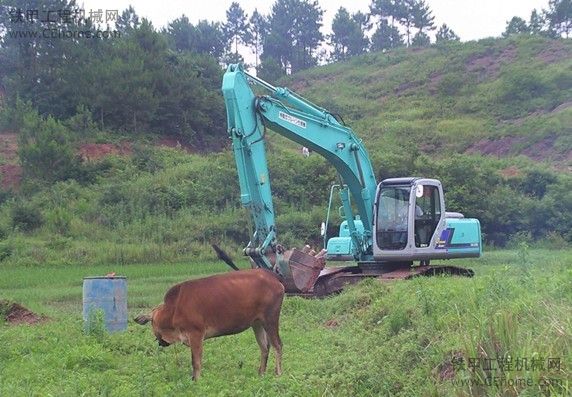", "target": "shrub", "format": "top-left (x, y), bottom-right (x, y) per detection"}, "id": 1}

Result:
top-left (11, 202), bottom-right (43, 232)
